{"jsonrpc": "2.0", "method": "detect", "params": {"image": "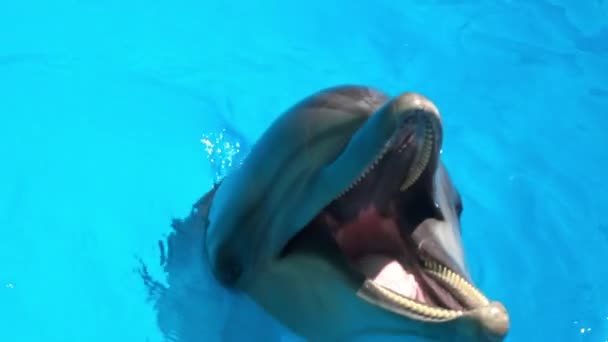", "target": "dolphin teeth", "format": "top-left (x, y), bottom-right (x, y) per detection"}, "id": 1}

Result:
top-left (357, 256), bottom-right (492, 322)
top-left (336, 143), bottom-right (390, 199)
top-left (359, 280), bottom-right (463, 321)
top-left (423, 259), bottom-right (490, 308)
top-left (336, 111), bottom-right (437, 199)
top-left (400, 118), bottom-right (435, 191)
